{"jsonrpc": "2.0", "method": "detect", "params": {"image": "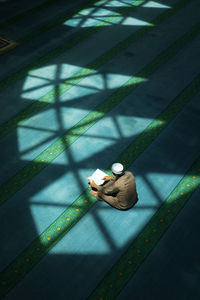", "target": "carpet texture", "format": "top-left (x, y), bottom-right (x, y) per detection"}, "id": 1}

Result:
top-left (0, 0), bottom-right (200, 299)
